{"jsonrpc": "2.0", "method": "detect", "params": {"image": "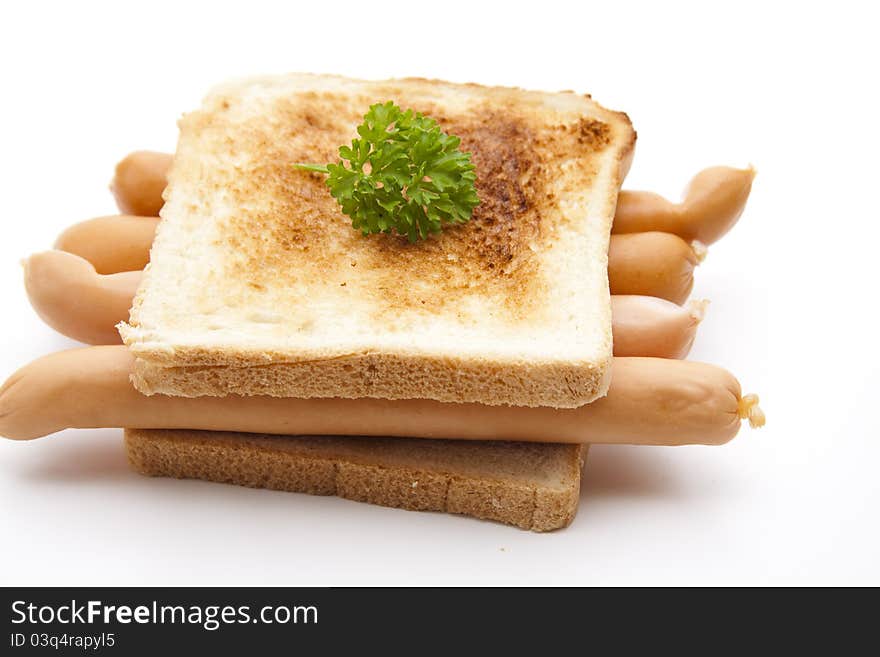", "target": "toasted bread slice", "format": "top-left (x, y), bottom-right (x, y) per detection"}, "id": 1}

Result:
top-left (120, 74), bottom-right (635, 408)
top-left (124, 429), bottom-right (586, 531)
